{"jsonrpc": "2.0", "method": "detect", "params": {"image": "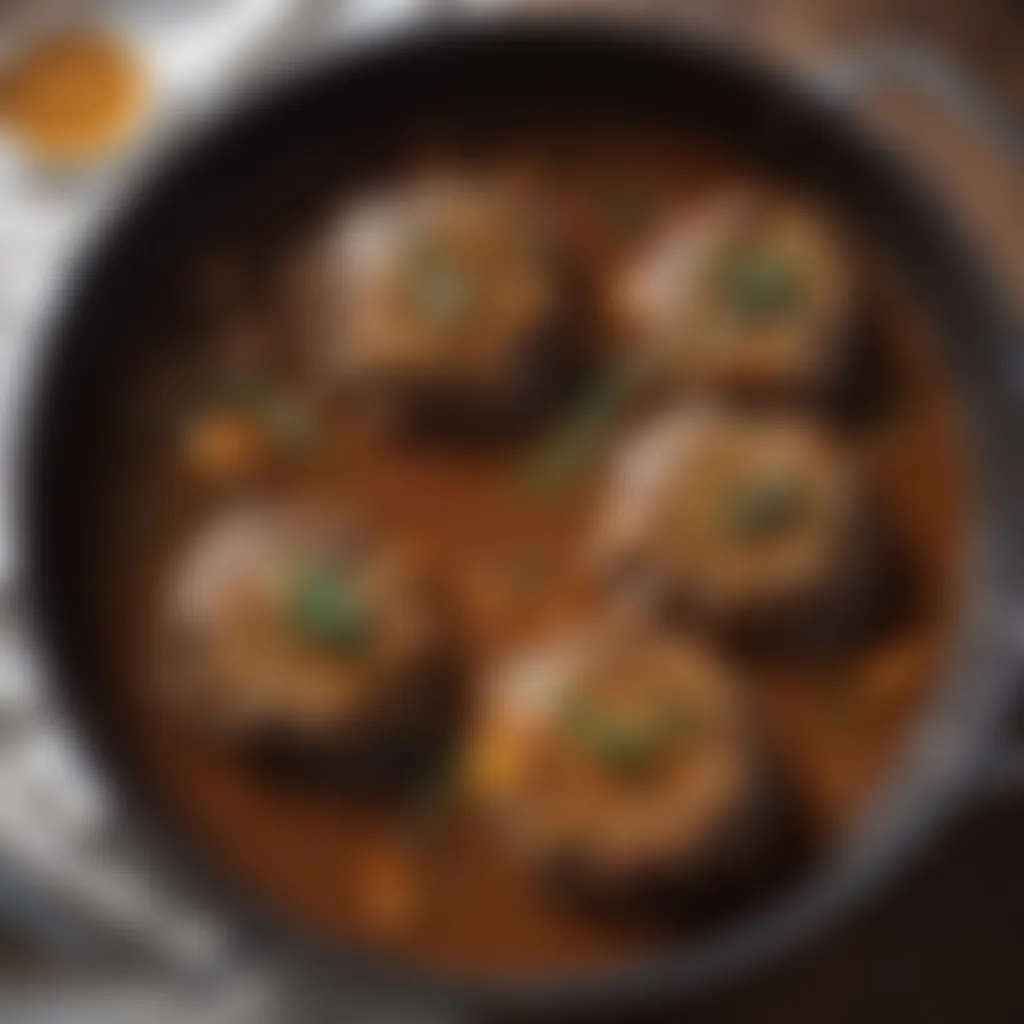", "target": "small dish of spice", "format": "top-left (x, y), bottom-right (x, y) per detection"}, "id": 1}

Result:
top-left (0, 27), bottom-right (149, 167)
